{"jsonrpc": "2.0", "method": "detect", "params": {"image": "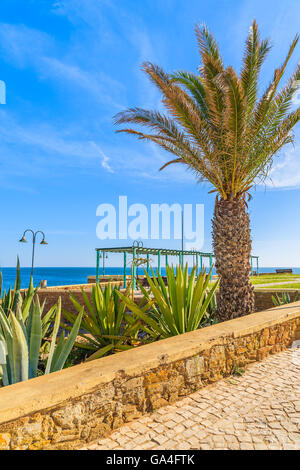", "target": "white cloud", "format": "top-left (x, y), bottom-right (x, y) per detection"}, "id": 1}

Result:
top-left (0, 22), bottom-right (125, 109)
top-left (0, 110), bottom-right (115, 175)
top-left (39, 57), bottom-right (125, 109)
top-left (265, 145), bottom-right (300, 189)
top-left (2, 3), bottom-right (298, 191)
top-left (88, 141), bottom-right (114, 173)
top-left (52, 0), bottom-right (111, 26)
top-left (0, 23), bottom-right (52, 67)
top-left (52, 0), bottom-right (162, 108)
